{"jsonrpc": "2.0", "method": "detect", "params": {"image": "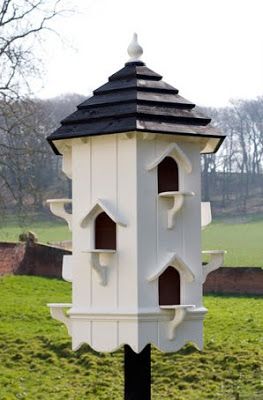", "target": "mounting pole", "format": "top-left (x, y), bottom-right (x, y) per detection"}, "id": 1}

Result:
top-left (124, 344), bottom-right (151, 400)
